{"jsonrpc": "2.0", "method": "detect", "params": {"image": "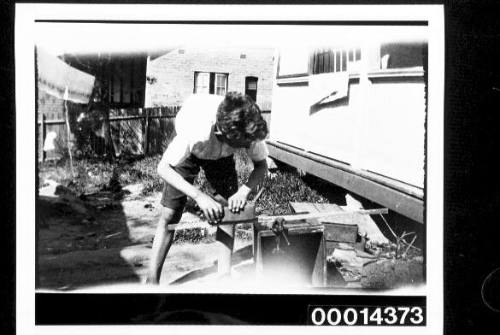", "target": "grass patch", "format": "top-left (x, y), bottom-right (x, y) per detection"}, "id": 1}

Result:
top-left (39, 158), bottom-right (117, 195)
top-left (39, 151), bottom-right (330, 216)
top-left (256, 170), bottom-right (330, 215)
top-left (39, 153), bottom-right (336, 246)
